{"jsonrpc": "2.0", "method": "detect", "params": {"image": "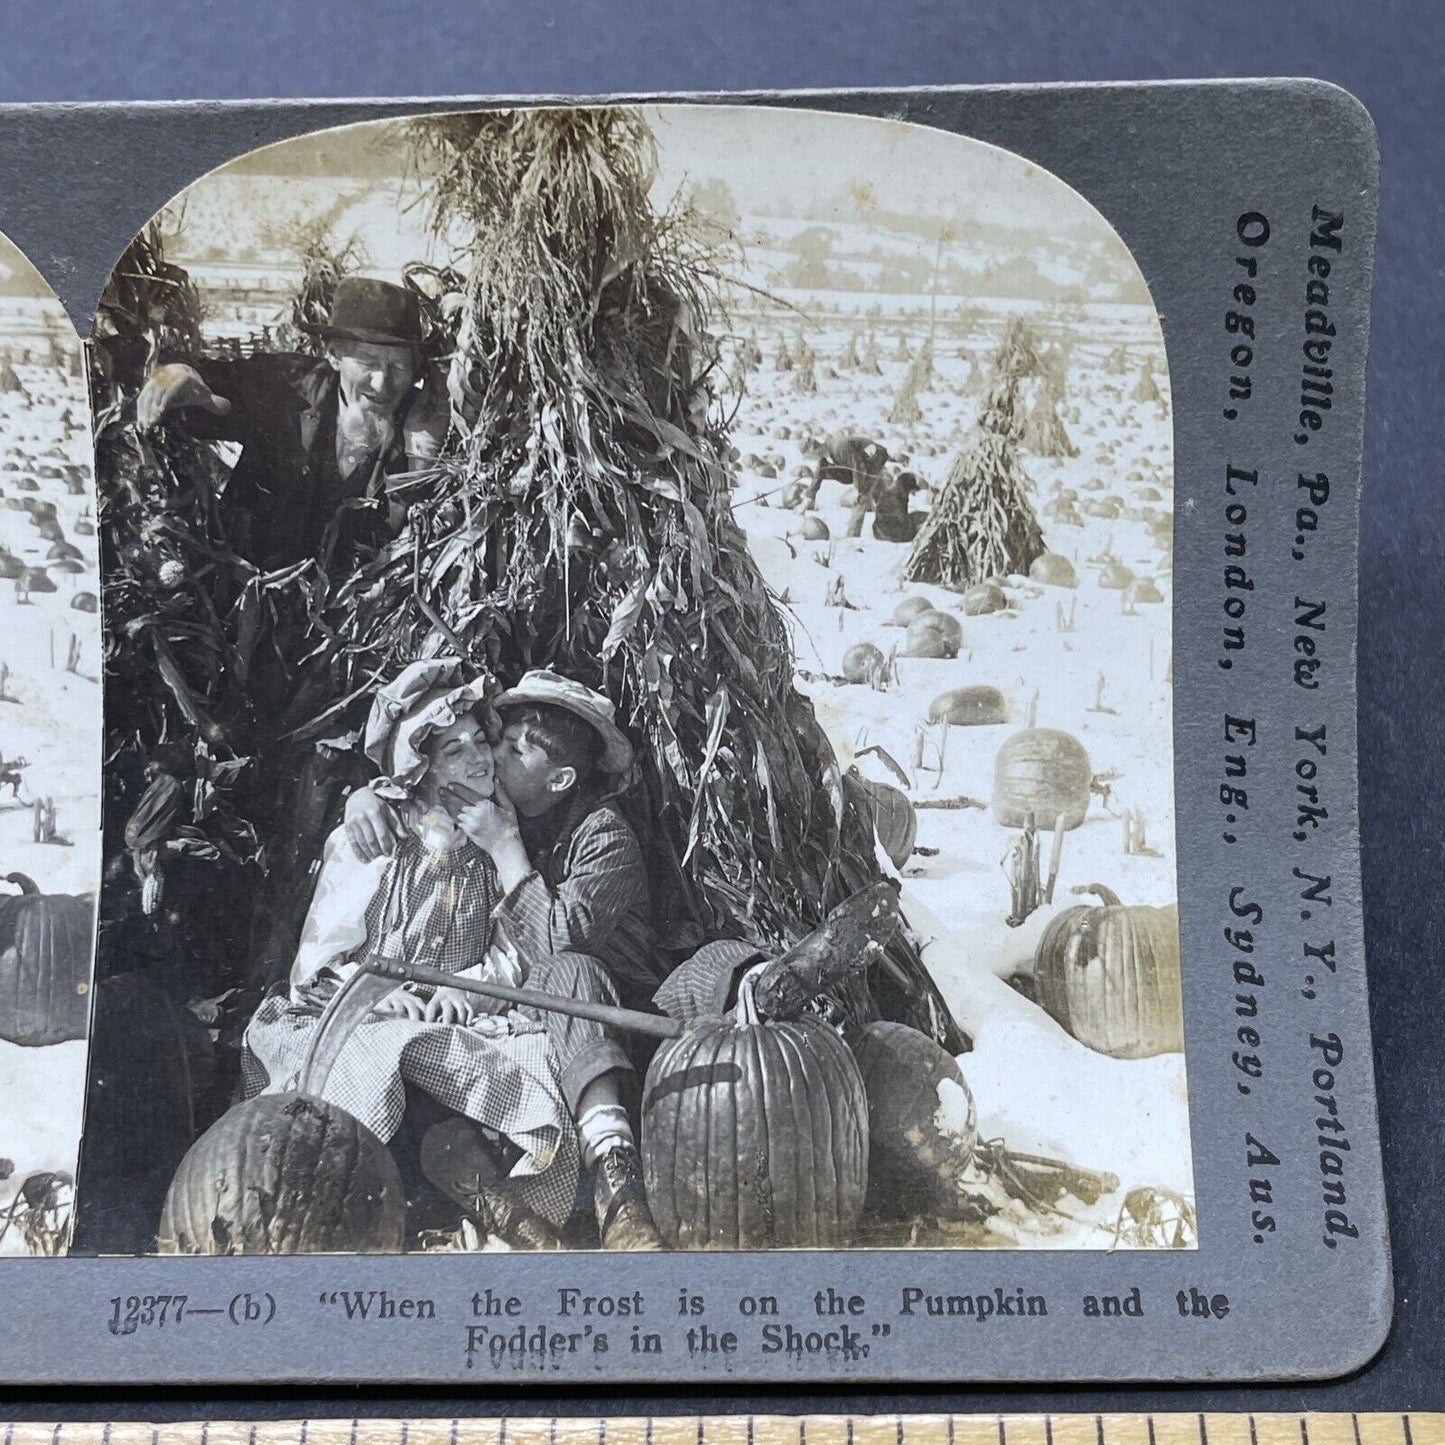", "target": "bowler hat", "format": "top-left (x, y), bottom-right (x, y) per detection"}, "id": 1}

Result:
top-left (496, 670), bottom-right (634, 775)
top-left (300, 276), bottom-right (428, 349)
